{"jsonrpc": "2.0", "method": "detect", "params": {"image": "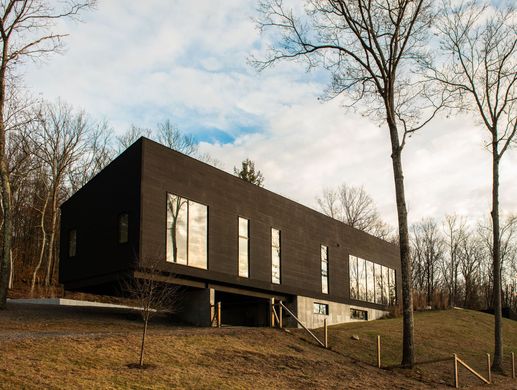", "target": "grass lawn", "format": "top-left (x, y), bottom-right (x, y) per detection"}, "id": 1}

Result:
top-left (1, 303), bottom-right (516, 389)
